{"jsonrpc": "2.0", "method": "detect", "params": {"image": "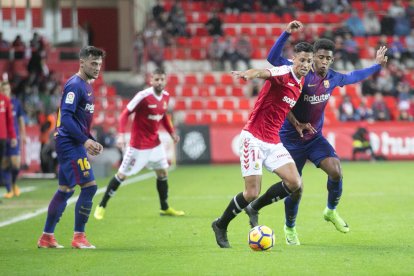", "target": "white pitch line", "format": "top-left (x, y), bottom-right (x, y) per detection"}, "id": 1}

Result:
top-left (0, 171), bottom-right (157, 228)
